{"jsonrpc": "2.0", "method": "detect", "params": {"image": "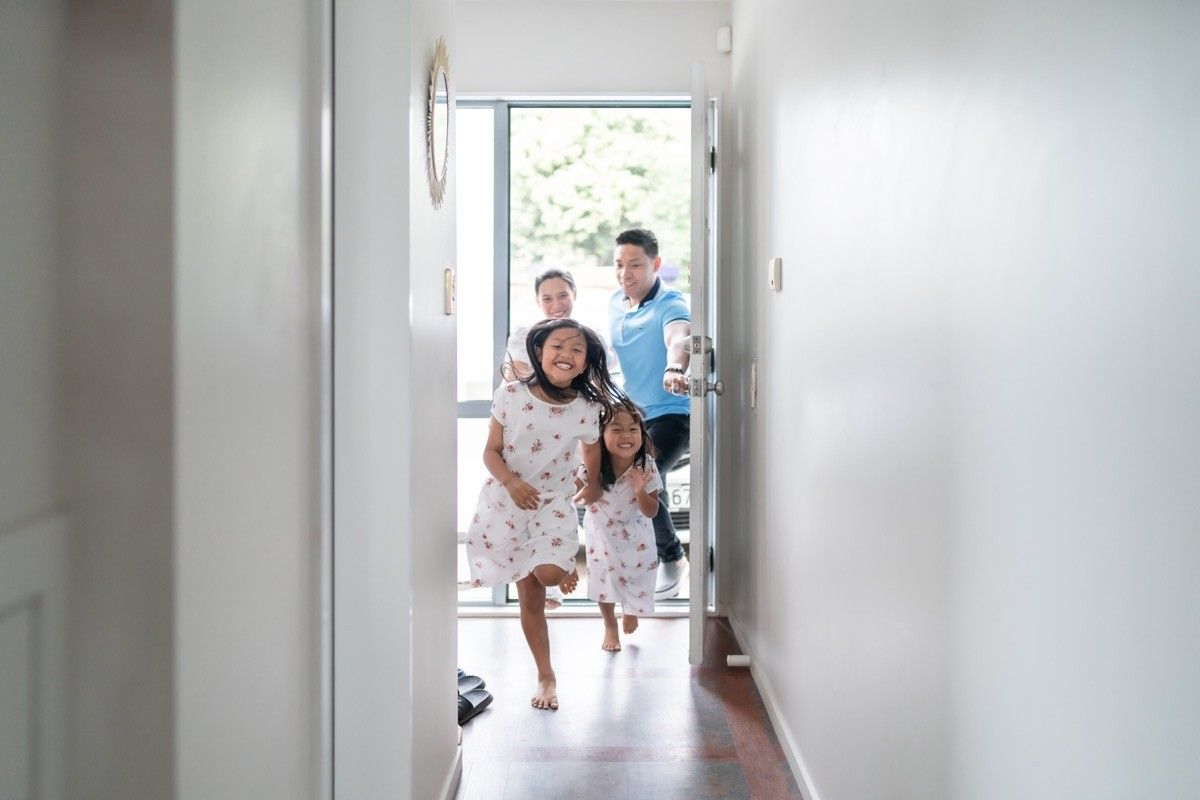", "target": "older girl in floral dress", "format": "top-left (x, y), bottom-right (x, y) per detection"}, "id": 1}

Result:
top-left (466, 318), bottom-right (622, 709)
